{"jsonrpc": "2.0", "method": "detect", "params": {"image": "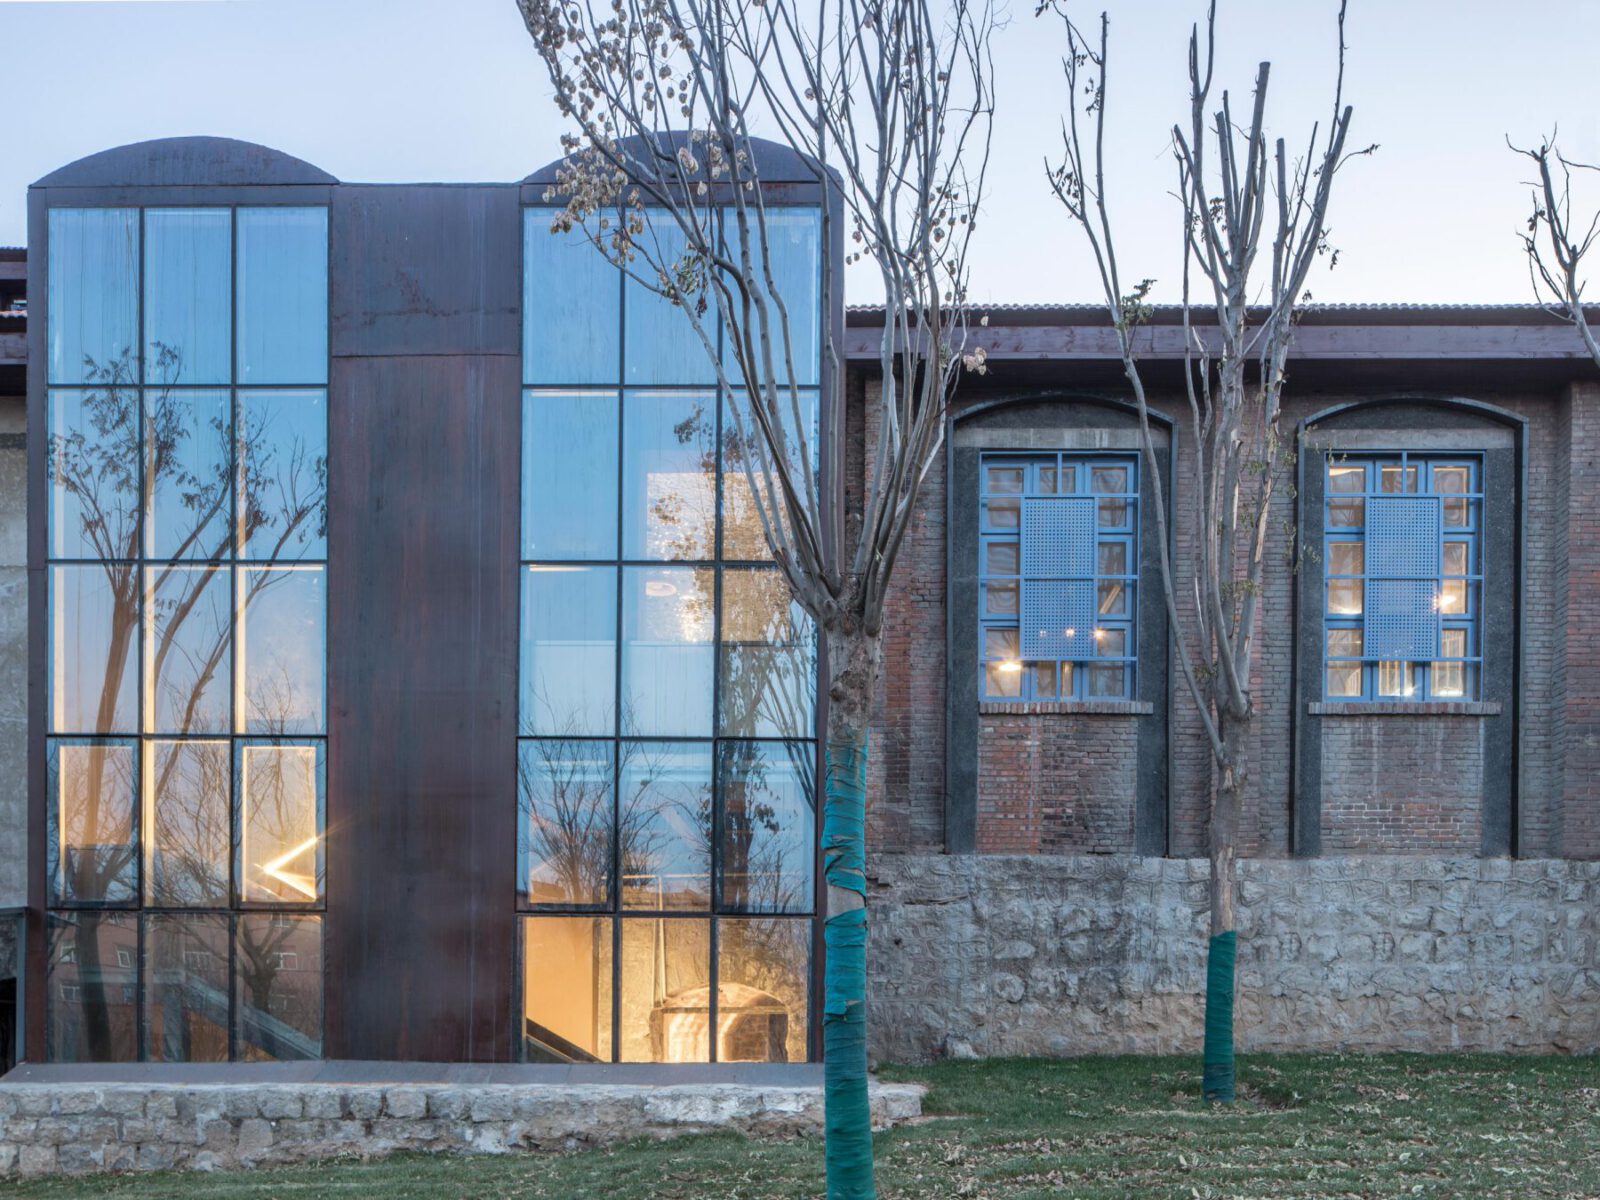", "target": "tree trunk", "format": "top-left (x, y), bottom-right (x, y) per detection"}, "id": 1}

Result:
top-left (821, 626), bottom-right (882, 1200)
top-left (1202, 712), bottom-right (1244, 1103)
